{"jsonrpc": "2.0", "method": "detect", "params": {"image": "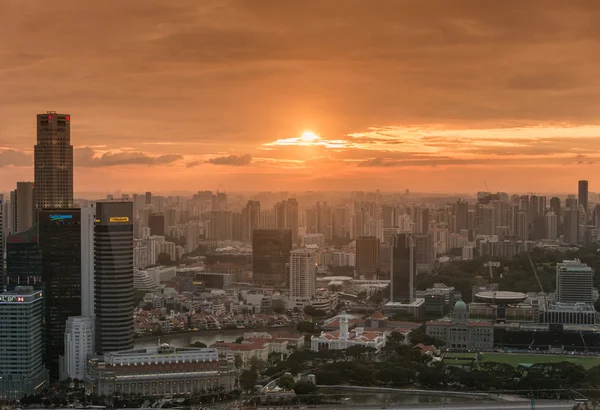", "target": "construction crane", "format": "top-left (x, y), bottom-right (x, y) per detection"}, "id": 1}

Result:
top-left (527, 254), bottom-right (547, 309)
